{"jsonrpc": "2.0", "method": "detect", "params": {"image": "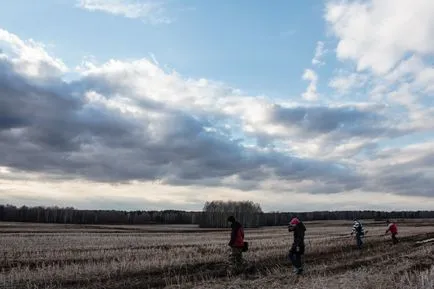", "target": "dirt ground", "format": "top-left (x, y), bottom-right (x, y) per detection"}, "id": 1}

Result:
top-left (0, 220), bottom-right (433, 289)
